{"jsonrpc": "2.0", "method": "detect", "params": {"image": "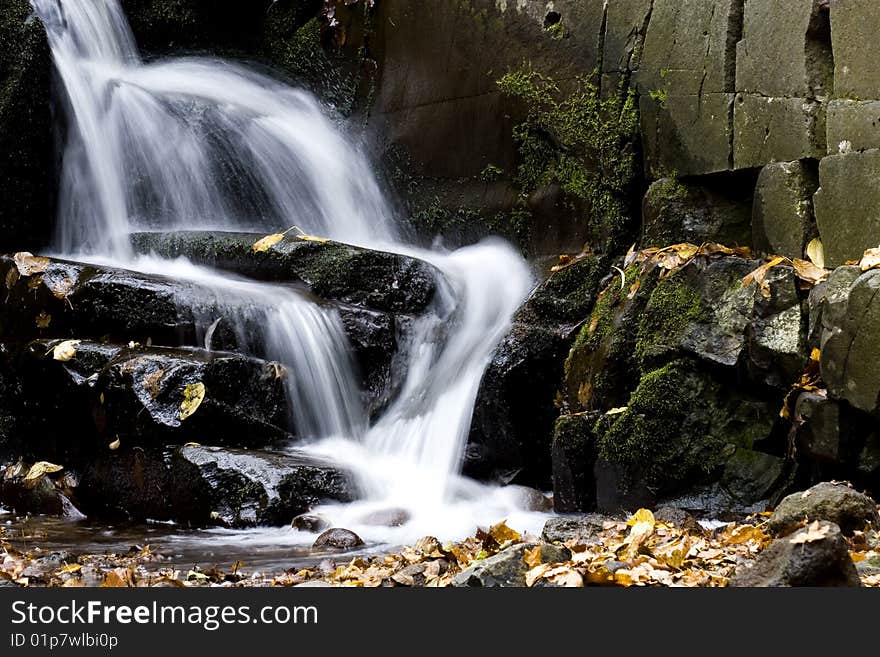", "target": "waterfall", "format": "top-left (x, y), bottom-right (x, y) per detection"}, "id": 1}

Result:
top-left (31, 0), bottom-right (538, 542)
